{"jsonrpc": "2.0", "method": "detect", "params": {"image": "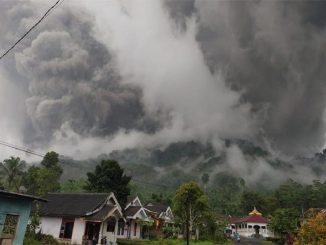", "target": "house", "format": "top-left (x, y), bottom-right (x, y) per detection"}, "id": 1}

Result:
top-left (39, 193), bottom-right (124, 245)
top-left (122, 196), bottom-right (151, 239)
top-left (0, 190), bottom-right (47, 245)
top-left (144, 202), bottom-right (174, 237)
top-left (227, 207), bottom-right (273, 238)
